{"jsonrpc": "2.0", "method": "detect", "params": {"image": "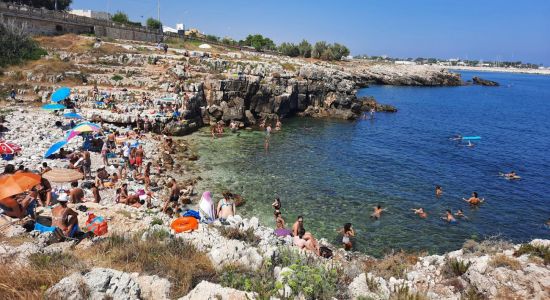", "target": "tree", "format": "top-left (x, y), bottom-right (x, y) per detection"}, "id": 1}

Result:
top-left (297, 39), bottom-right (312, 58)
top-left (241, 34), bottom-right (276, 51)
top-left (312, 41), bottom-right (328, 59)
top-left (329, 43), bottom-right (350, 60)
top-left (2, 0), bottom-right (72, 11)
top-left (111, 12), bottom-right (130, 24)
top-left (146, 18), bottom-right (162, 30)
top-left (0, 18), bottom-right (47, 67)
top-left (278, 42), bottom-right (299, 57)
